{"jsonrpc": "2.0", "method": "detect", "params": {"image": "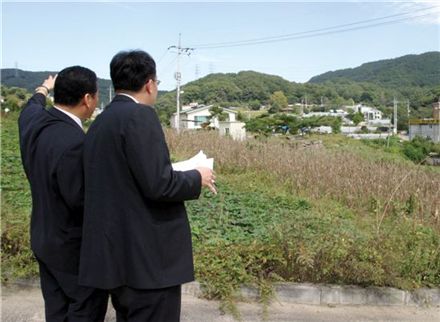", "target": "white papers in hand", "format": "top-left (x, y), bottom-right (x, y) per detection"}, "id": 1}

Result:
top-left (172, 150), bottom-right (214, 171)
